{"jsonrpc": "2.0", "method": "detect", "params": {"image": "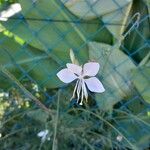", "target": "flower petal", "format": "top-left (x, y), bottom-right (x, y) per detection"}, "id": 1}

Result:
top-left (77, 80), bottom-right (82, 100)
top-left (57, 68), bottom-right (77, 83)
top-left (84, 77), bottom-right (105, 93)
top-left (66, 63), bottom-right (82, 75)
top-left (37, 130), bottom-right (48, 137)
top-left (37, 131), bottom-right (44, 137)
top-left (83, 62), bottom-right (100, 76)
